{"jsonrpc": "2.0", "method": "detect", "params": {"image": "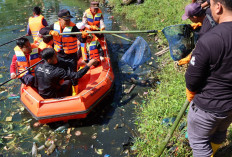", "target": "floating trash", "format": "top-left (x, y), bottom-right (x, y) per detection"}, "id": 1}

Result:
top-left (3, 134), bottom-right (14, 139)
top-left (37, 145), bottom-right (45, 151)
top-left (75, 130), bottom-right (81, 136)
top-left (8, 96), bottom-right (20, 99)
top-left (124, 84), bottom-right (136, 94)
top-left (5, 117), bottom-right (12, 122)
top-left (32, 142), bottom-right (38, 157)
top-left (91, 133), bottom-right (97, 139)
top-left (55, 123), bottom-right (69, 133)
top-left (45, 139), bottom-right (53, 147)
top-left (0, 90), bottom-right (6, 95)
top-left (67, 128), bottom-right (71, 134)
top-left (33, 122), bottom-right (42, 127)
top-left (143, 92), bottom-right (148, 95)
top-left (10, 94), bottom-right (17, 97)
top-left (33, 132), bottom-right (44, 141)
top-left (161, 117), bottom-right (176, 127)
top-left (46, 143), bottom-right (56, 155)
top-left (114, 124), bottom-right (119, 130)
top-left (95, 148), bottom-right (103, 155)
